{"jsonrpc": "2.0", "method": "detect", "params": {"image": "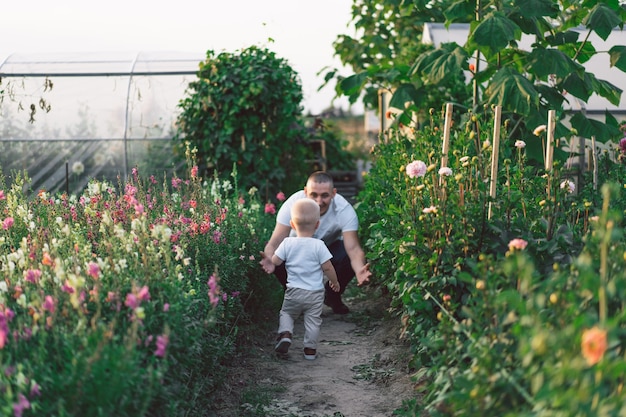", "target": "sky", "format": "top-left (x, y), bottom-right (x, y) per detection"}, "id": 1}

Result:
top-left (2, 0), bottom-right (361, 115)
